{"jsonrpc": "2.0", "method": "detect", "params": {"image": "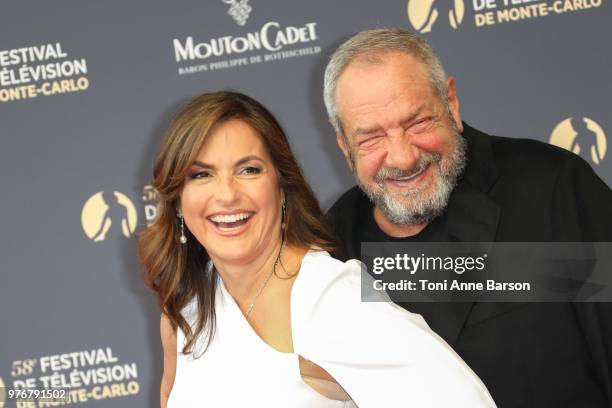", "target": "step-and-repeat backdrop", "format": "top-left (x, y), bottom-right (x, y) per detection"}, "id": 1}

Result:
top-left (1, 0), bottom-right (609, 406)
